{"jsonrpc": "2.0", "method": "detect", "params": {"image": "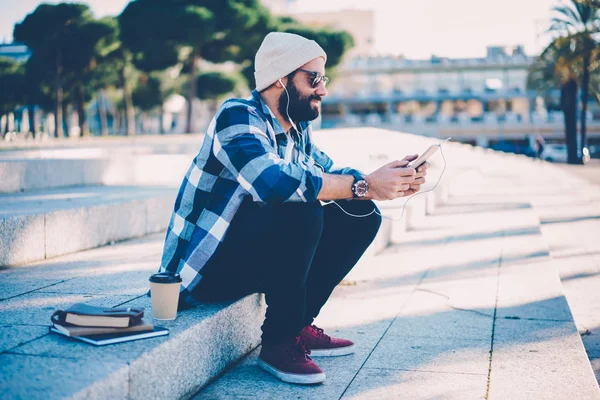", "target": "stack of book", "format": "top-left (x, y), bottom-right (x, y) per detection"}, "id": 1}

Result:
top-left (50, 303), bottom-right (168, 346)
